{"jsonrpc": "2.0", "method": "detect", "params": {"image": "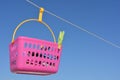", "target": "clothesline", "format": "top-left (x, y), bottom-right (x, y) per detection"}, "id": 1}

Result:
top-left (26, 0), bottom-right (120, 49)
